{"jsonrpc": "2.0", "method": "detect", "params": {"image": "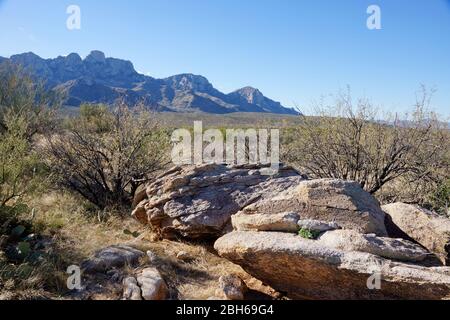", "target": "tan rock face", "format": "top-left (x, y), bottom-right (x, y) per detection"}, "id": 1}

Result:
top-left (382, 203), bottom-right (450, 265)
top-left (240, 179), bottom-right (387, 236)
top-left (297, 219), bottom-right (341, 233)
top-left (133, 165), bottom-right (389, 239)
top-left (214, 231), bottom-right (450, 300)
top-left (137, 268), bottom-right (169, 301)
top-left (232, 212), bottom-right (300, 232)
top-left (131, 165), bottom-right (450, 300)
top-left (318, 229), bottom-right (429, 262)
top-left (132, 164), bottom-right (305, 239)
